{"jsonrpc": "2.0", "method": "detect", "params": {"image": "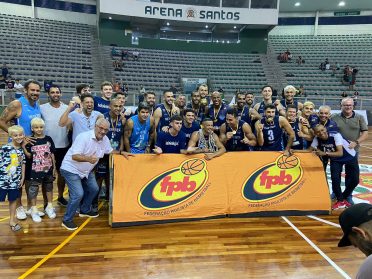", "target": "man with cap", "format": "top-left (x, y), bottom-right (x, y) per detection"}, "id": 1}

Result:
top-left (338, 203), bottom-right (372, 279)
